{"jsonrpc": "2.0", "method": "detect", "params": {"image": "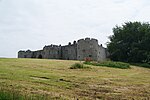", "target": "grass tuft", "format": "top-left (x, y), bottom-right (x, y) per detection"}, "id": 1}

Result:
top-left (70, 63), bottom-right (90, 69)
top-left (0, 89), bottom-right (25, 100)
